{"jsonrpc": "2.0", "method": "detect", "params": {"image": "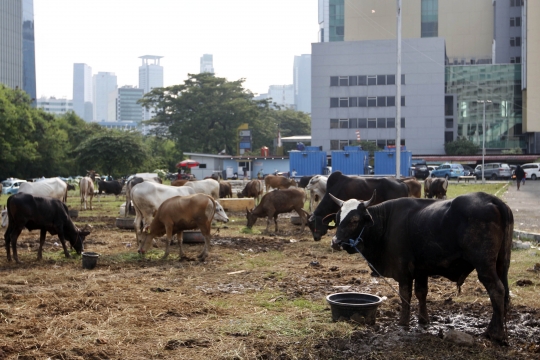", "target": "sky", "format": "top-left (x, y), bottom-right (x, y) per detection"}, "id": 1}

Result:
top-left (34, 0), bottom-right (319, 99)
